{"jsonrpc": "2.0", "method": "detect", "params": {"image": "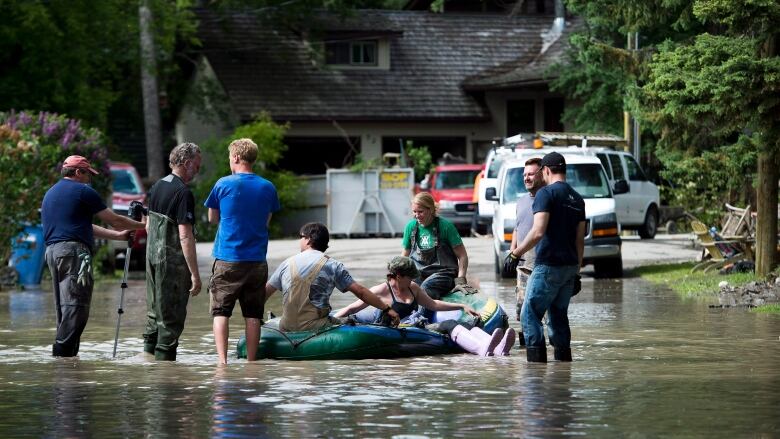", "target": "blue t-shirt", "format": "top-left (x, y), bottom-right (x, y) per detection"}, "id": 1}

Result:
top-left (41, 179), bottom-right (107, 249)
top-left (532, 181), bottom-right (585, 266)
top-left (204, 173), bottom-right (280, 262)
